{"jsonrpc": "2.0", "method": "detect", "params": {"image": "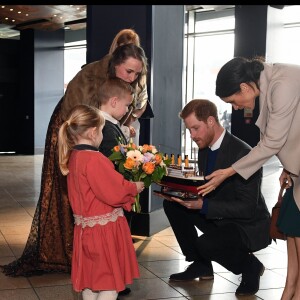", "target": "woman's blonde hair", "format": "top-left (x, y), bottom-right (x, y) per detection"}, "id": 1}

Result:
top-left (58, 104), bottom-right (105, 175)
top-left (109, 28), bottom-right (140, 55)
